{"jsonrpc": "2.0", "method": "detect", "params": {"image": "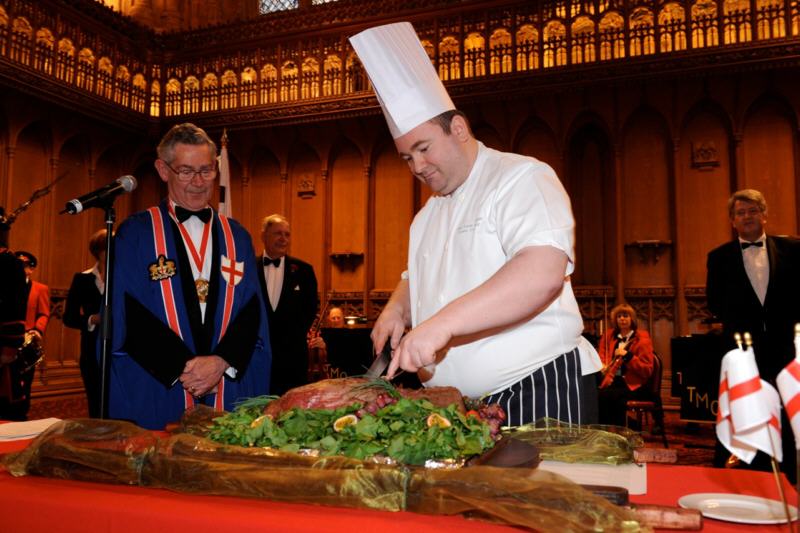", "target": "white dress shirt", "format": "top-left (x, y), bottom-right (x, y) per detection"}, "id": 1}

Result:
top-left (170, 201), bottom-right (212, 321)
top-left (171, 202), bottom-right (237, 377)
top-left (740, 233), bottom-right (768, 305)
top-left (263, 253), bottom-right (284, 310)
